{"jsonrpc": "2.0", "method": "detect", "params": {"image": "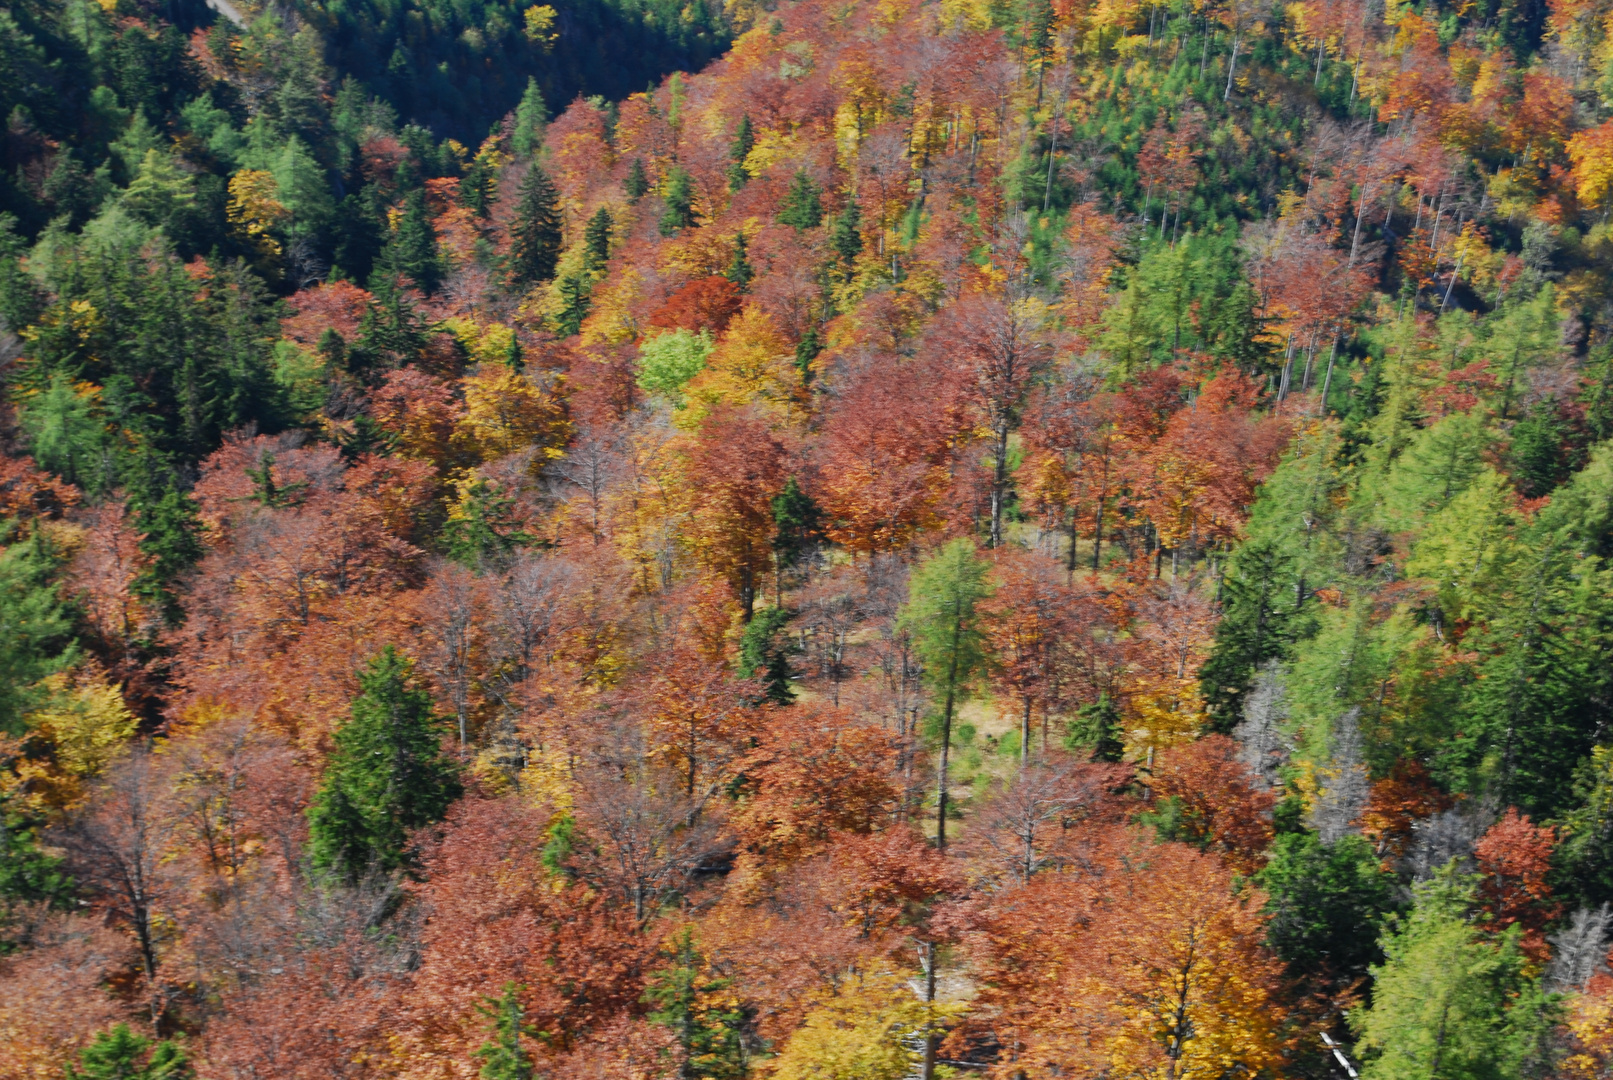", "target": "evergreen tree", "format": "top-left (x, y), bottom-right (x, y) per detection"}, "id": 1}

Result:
top-left (625, 157), bottom-right (650, 202)
top-left (828, 201), bottom-right (862, 280)
top-left (738, 606), bottom-right (795, 705)
top-left (307, 647), bottom-right (462, 882)
top-left (900, 539), bottom-right (992, 849)
top-left (508, 164), bottom-right (562, 289)
top-left (645, 928), bottom-right (747, 1080)
top-left (382, 187), bottom-right (442, 294)
top-left (475, 984), bottom-right (536, 1080)
top-left (725, 232), bottom-right (754, 291)
top-left (0, 523), bottom-right (76, 735)
top-left (1258, 832), bottom-right (1400, 988)
top-left (660, 167), bottom-right (695, 235)
top-left (512, 78), bottom-right (549, 159)
top-left (583, 207), bottom-right (613, 276)
top-left (66, 1024), bottom-right (191, 1080)
top-left (793, 325), bottom-right (822, 385)
top-left (1351, 865), bottom-right (1555, 1080)
top-left (126, 480), bottom-right (204, 626)
top-left (727, 114), bottom-right (753, 191)
top-left (1066, 694), bottom-right (1124, 762)
top-left (461, 154), bottom-right (495, 218)
top-left (1199, 539), bottom-right (1308, 731)
top-left (553, 272), bottom-right (592, 337)
top-left (777, 170), bottom-right (822, 230)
